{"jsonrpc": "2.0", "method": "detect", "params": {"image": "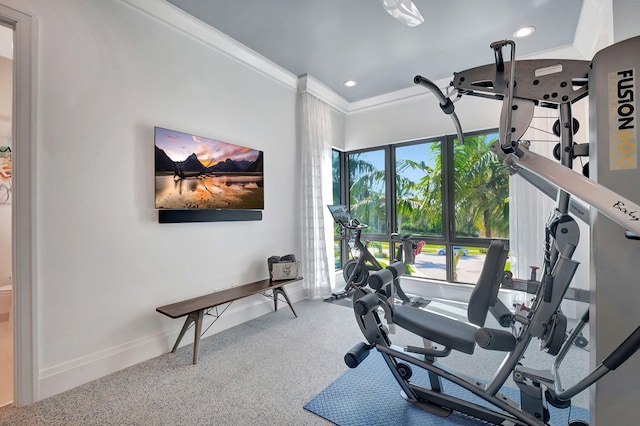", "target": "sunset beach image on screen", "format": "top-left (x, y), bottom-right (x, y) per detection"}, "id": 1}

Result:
top-left (154, 127), bottom-right (264, 210)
